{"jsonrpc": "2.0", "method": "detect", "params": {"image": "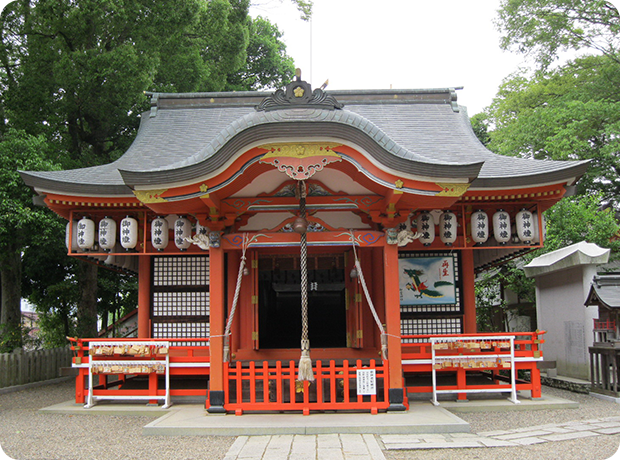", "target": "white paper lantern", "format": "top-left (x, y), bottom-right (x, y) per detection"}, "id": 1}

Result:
top-left (151, 216), bottom-right (169, 251)
top-left (515, 208), bottom-right (534, 244)
top-left (470, 210), bottom-right (489, 244)
top-left (196, 222), bottom-right (209, 236)
top-left (65, 221), bottom-right (79, 252)
top-left (77, 217), bottom-right (95, 250)
top-left (104, 243), bottom-right (123, 265)
top-left (416, 212), bottom-right (435, 246)
top-left (98, 217), bottom-right (117, 252)
top-left (532, 212), bottom-right (541, 244)
top-left (120, 216), bottom-right (139, 250)
top-left (439, 211), bottom-right (457, 245)
top-left (492, 209), bottom-right (511, 244)
top-left (174, 216), bottom-right (192, 250)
